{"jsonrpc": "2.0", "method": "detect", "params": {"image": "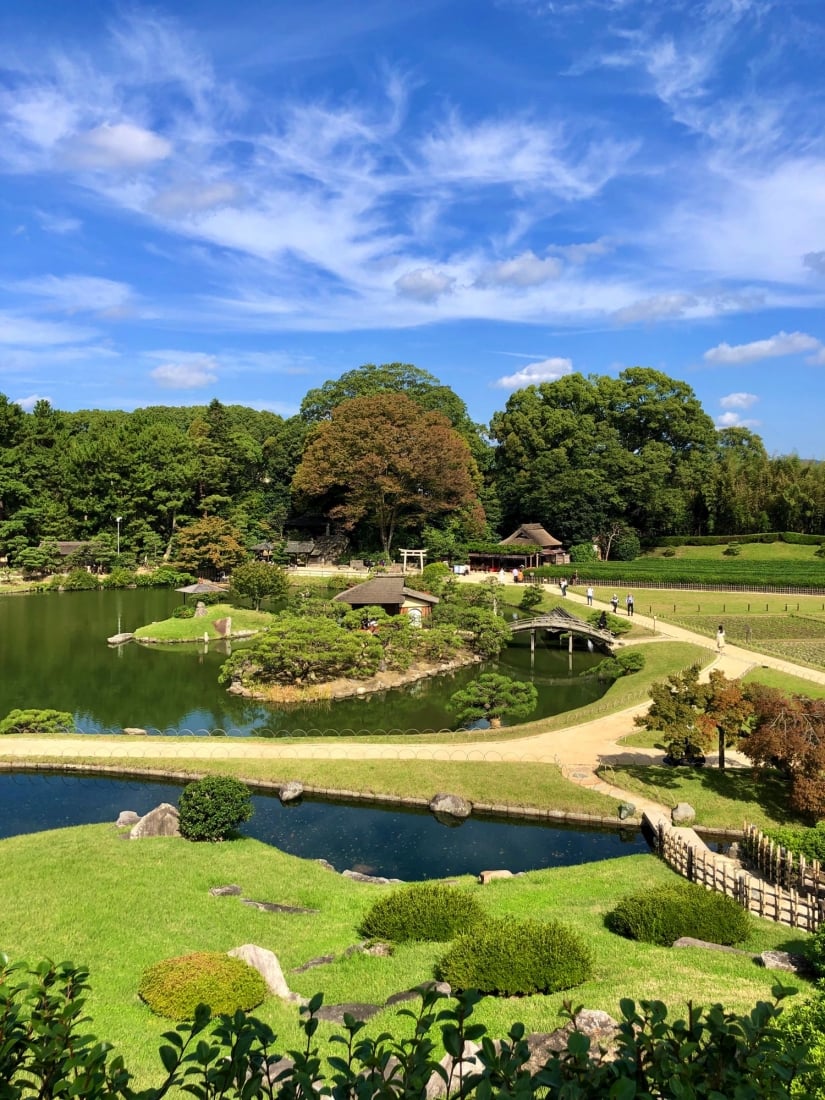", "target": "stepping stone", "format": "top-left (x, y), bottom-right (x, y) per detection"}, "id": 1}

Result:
top-left (240, 899), bottom-right (319, 914)
top-left (292, 954), bottom-right (337, 973)
top-left (315, 1003), bottom-right (383, 1024)
top-left (210, 884), bottom-right (242, 896)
